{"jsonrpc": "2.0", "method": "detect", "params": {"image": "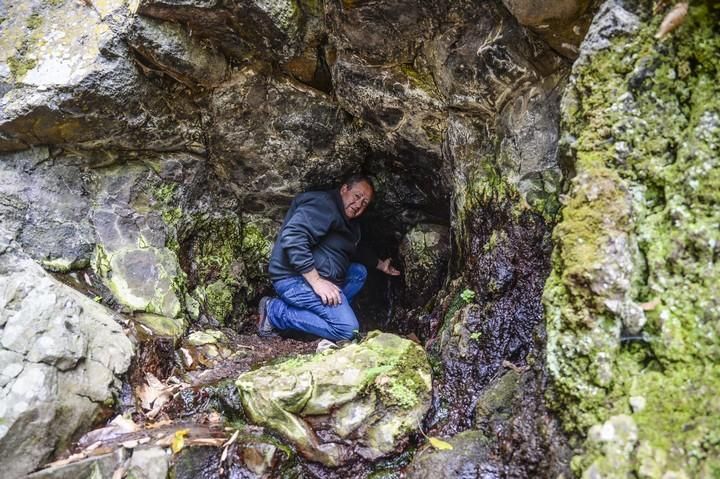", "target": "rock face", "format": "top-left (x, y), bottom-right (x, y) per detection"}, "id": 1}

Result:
top-left (398, 223), bottom-right (450, 309)
top-left (236, 332), bottom-right (432, 466)
top-left (544, 1), bottom-right (720, 476)
top-left (0, 0), bottom-right (203, 153)
top-left (0, 248), bottom-right (133, 478)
